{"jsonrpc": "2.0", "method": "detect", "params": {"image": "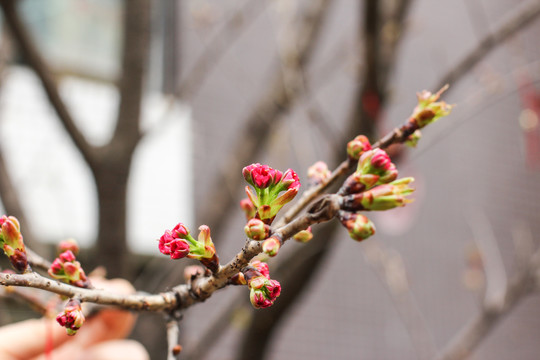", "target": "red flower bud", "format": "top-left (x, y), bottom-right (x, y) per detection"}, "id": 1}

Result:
top-left (262, 237), bottom-right (281, 257)
top-left (58, 239), bottom-right (79, 255)
top-left (347, 135), bottom-right (372, 160)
